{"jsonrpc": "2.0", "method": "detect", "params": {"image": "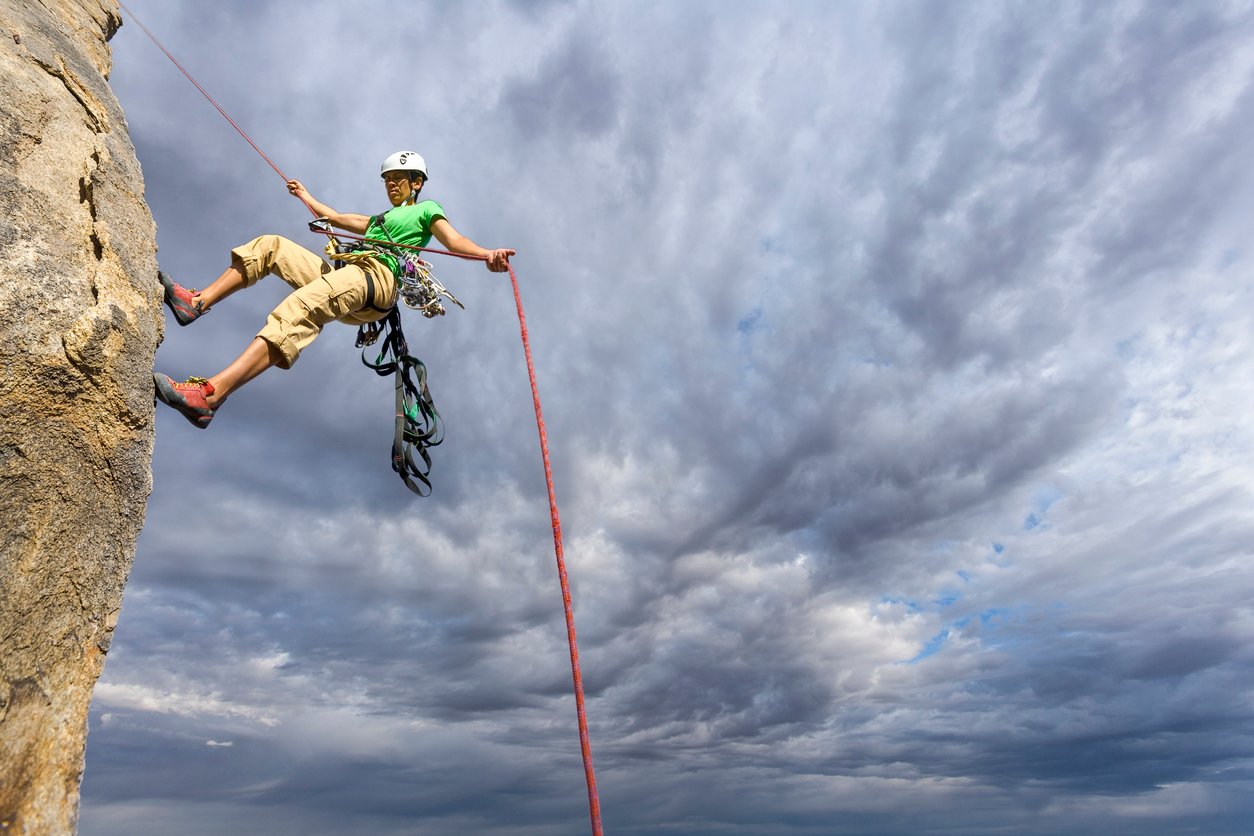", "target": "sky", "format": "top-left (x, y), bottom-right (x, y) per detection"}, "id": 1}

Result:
top-left (78, 1), bottom-right (1254, 834)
